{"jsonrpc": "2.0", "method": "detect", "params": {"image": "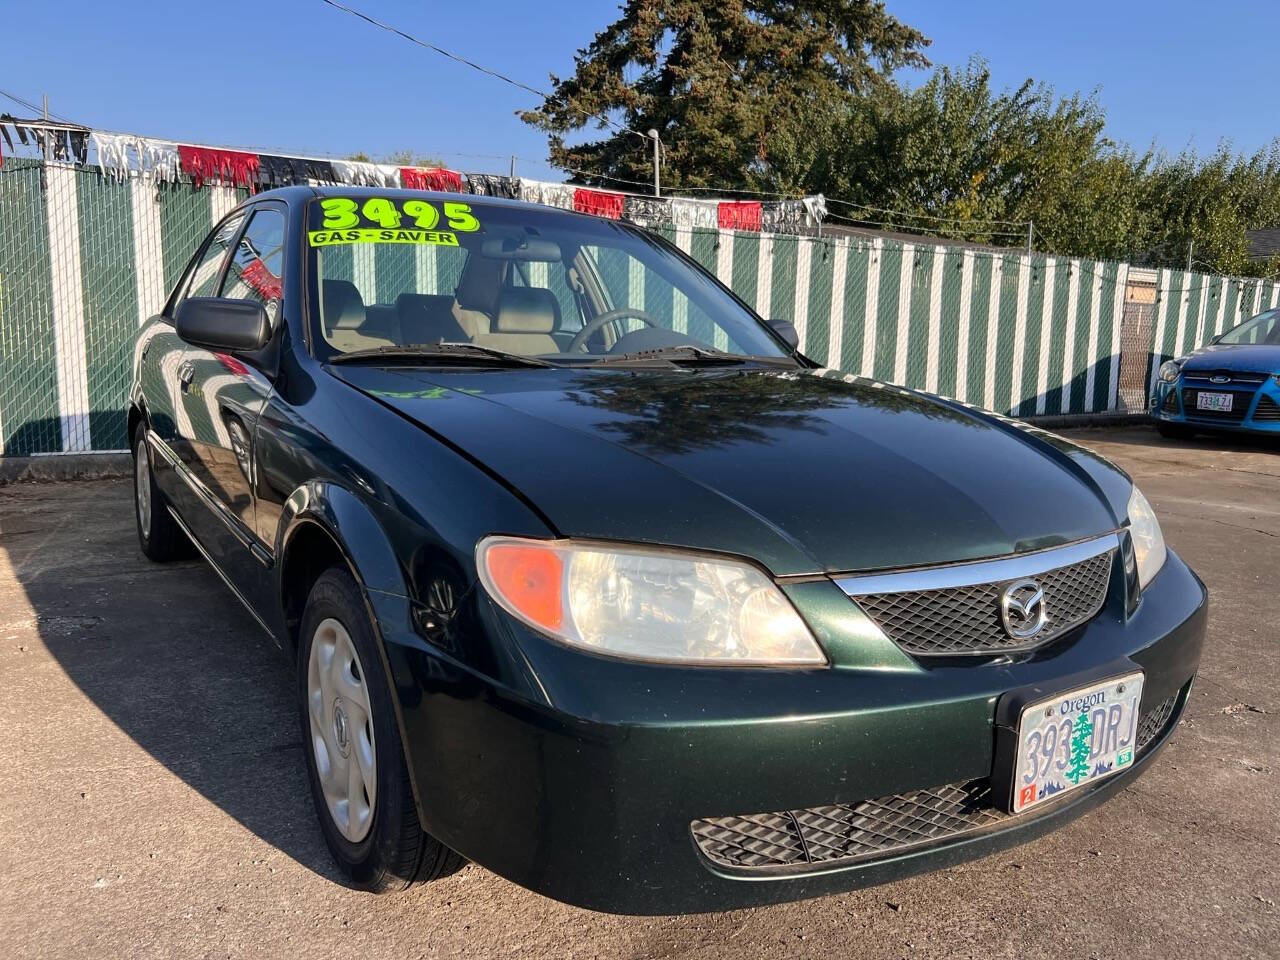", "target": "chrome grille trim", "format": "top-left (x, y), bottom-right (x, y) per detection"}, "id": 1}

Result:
top-left (834, 533), bottom-right (1120, 597)
top-left (832, 535), bottom-right (1118, 656)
